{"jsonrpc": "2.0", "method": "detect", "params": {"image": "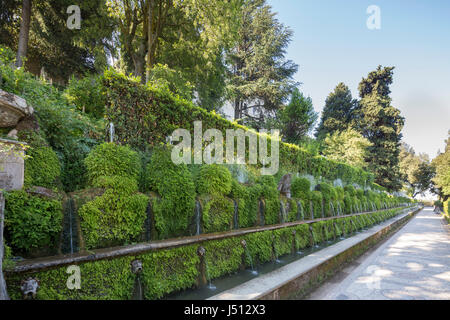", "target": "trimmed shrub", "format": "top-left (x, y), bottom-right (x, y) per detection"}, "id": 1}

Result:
top-left (21, 132), bottom-right (61, 189)
top-left (78, 176), bottom-right (148, 249)
top-left (294, 224), bottom-right (311, 249)
top-left (4, 190), bottom-right (62, 255)
top-left (204, 238), bottom-right (244, 280)
top-left (102, 69), bottom-right (374, 187)
top-left (273, 229), bottom-right (293, 257)
top-left (256, 176), bottom-right (280, 225)
top-left (344, 185), bottom-right (356, 197)
top-left (310, 191), bottom-right (323, 218)
top-left (84, 142), bottom-right (141, 185)
top-left (243, 231), bottom-right (273, 265)
top-left (196, 164), bottom-right (232, 196)
top-left (291, 177), bottom-right (311, 200)
top-left (146, 148), bottom-right (196, 239)
top-left (200, 195), bottom-right (234, 233)
top-left (141, 245), bottom-right (200, 300)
